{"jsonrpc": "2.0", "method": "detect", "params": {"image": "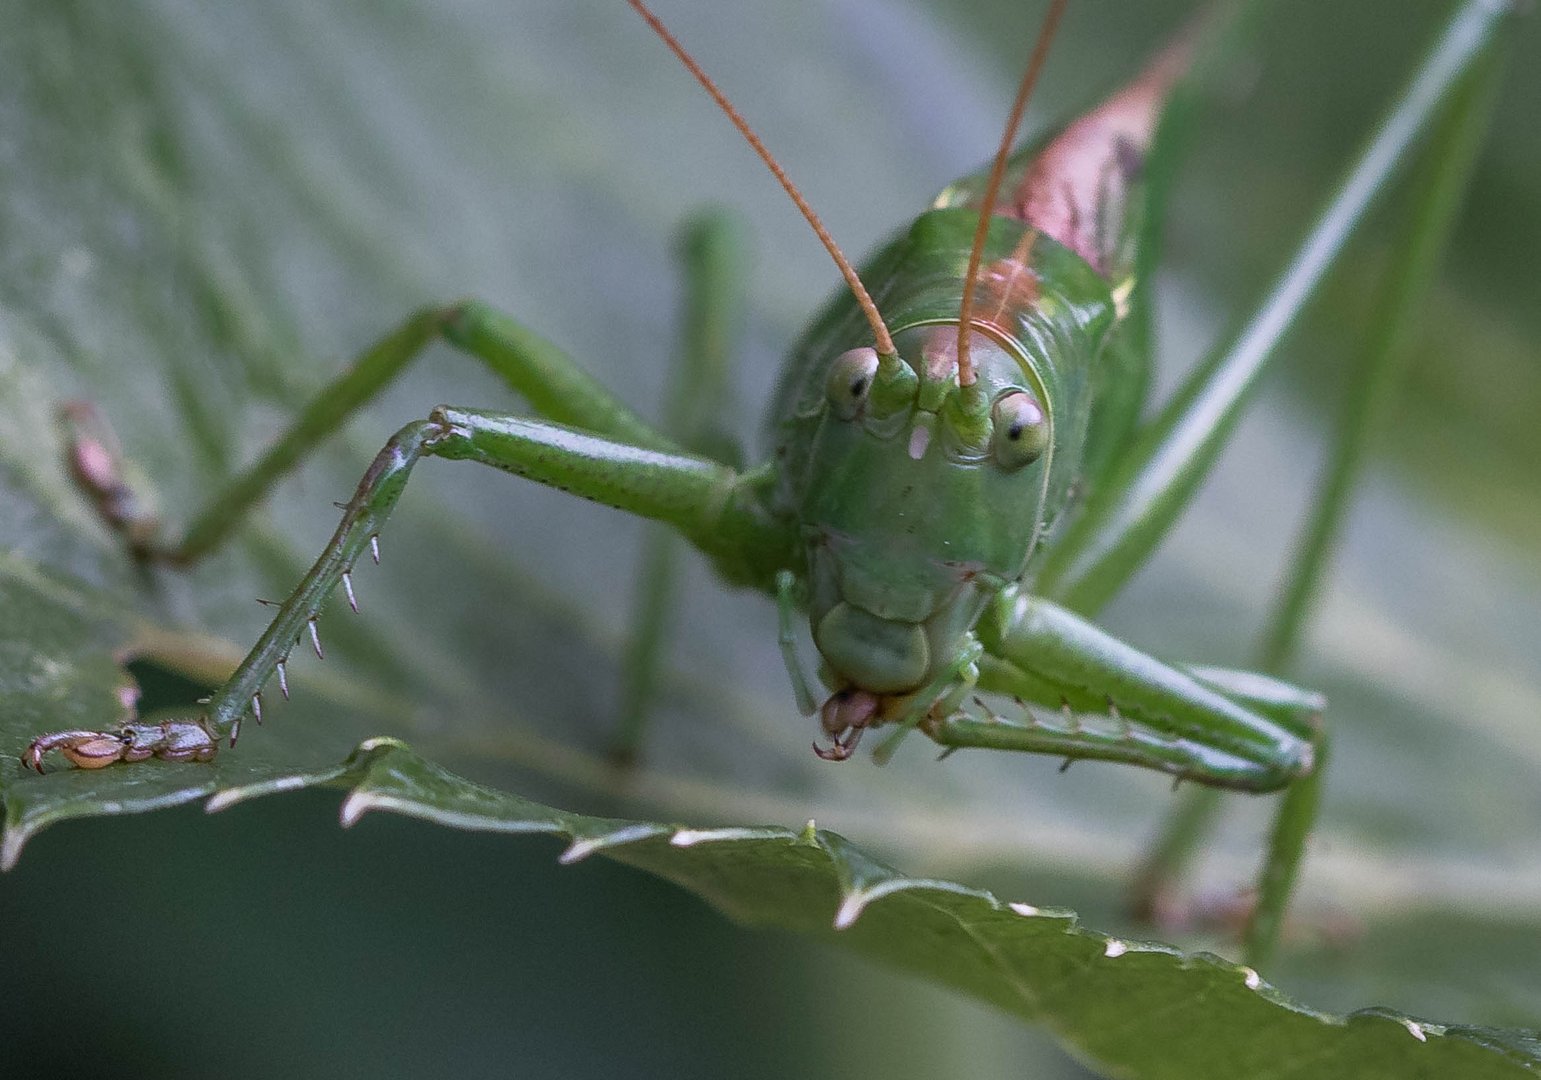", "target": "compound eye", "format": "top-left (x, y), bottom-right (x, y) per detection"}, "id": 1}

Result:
top-left (826, 347), bottom-right (880, 420)
top-left (992, 391), bottom-right (1047, 470)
